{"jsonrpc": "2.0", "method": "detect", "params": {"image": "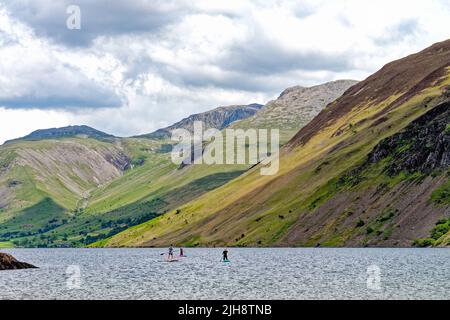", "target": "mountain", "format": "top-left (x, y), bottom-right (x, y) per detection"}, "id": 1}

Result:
top-left (176, 80), bottom-right (357, 166)
top-left (4, 125), bottom-right (115, 144)
top-left (231, 80), bottom-right (358, 143)
top-left (0, 137), bottom-right (130, 243)
top-left (0, 79), bottom-right (353, 248)
top-left (98, 39), bottom-right (450, 248)
top-left (140, 104), bottom-right (264, 139)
